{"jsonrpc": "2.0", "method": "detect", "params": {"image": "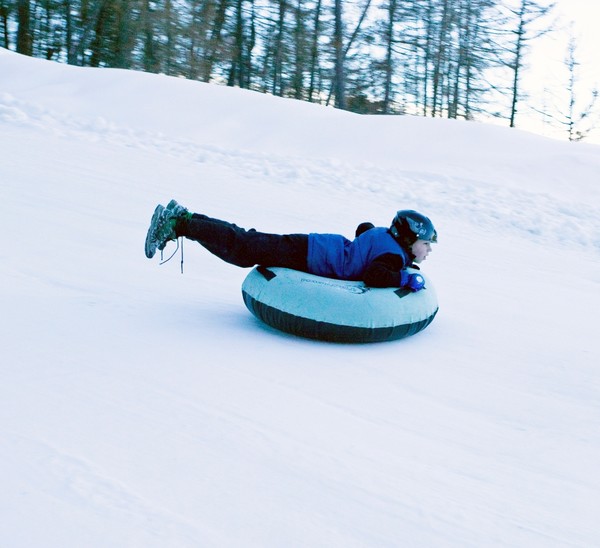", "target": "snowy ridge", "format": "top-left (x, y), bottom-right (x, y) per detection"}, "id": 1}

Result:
top-left (2, 88), bottom-right (599, 254)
